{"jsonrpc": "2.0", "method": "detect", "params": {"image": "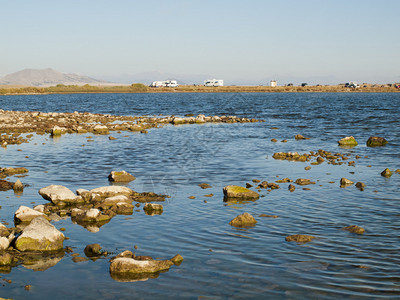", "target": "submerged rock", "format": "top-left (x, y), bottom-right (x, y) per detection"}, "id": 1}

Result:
top-left (198, 183), bottom-right (212, 189)
top-left (229, 212), bottom-right (257, 227)
top-left (108, 170), bottom-right (136, 182)
top-left (295, 178), bottom-right (315, 185)
top-left (338, 136), bottom-right (358, 146)
top-left (285, 234), bottom-right (315, 243)
top-left (223, 185), bottom-right (259, 199)
top-left (366, 136), bottom-right (388, 147)
top-left (15, 216), bottom-right (65, 251)
top-left (342, 225), bottom-right (365, 234)
top-left (0, 179), bottom-right (14, 191)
